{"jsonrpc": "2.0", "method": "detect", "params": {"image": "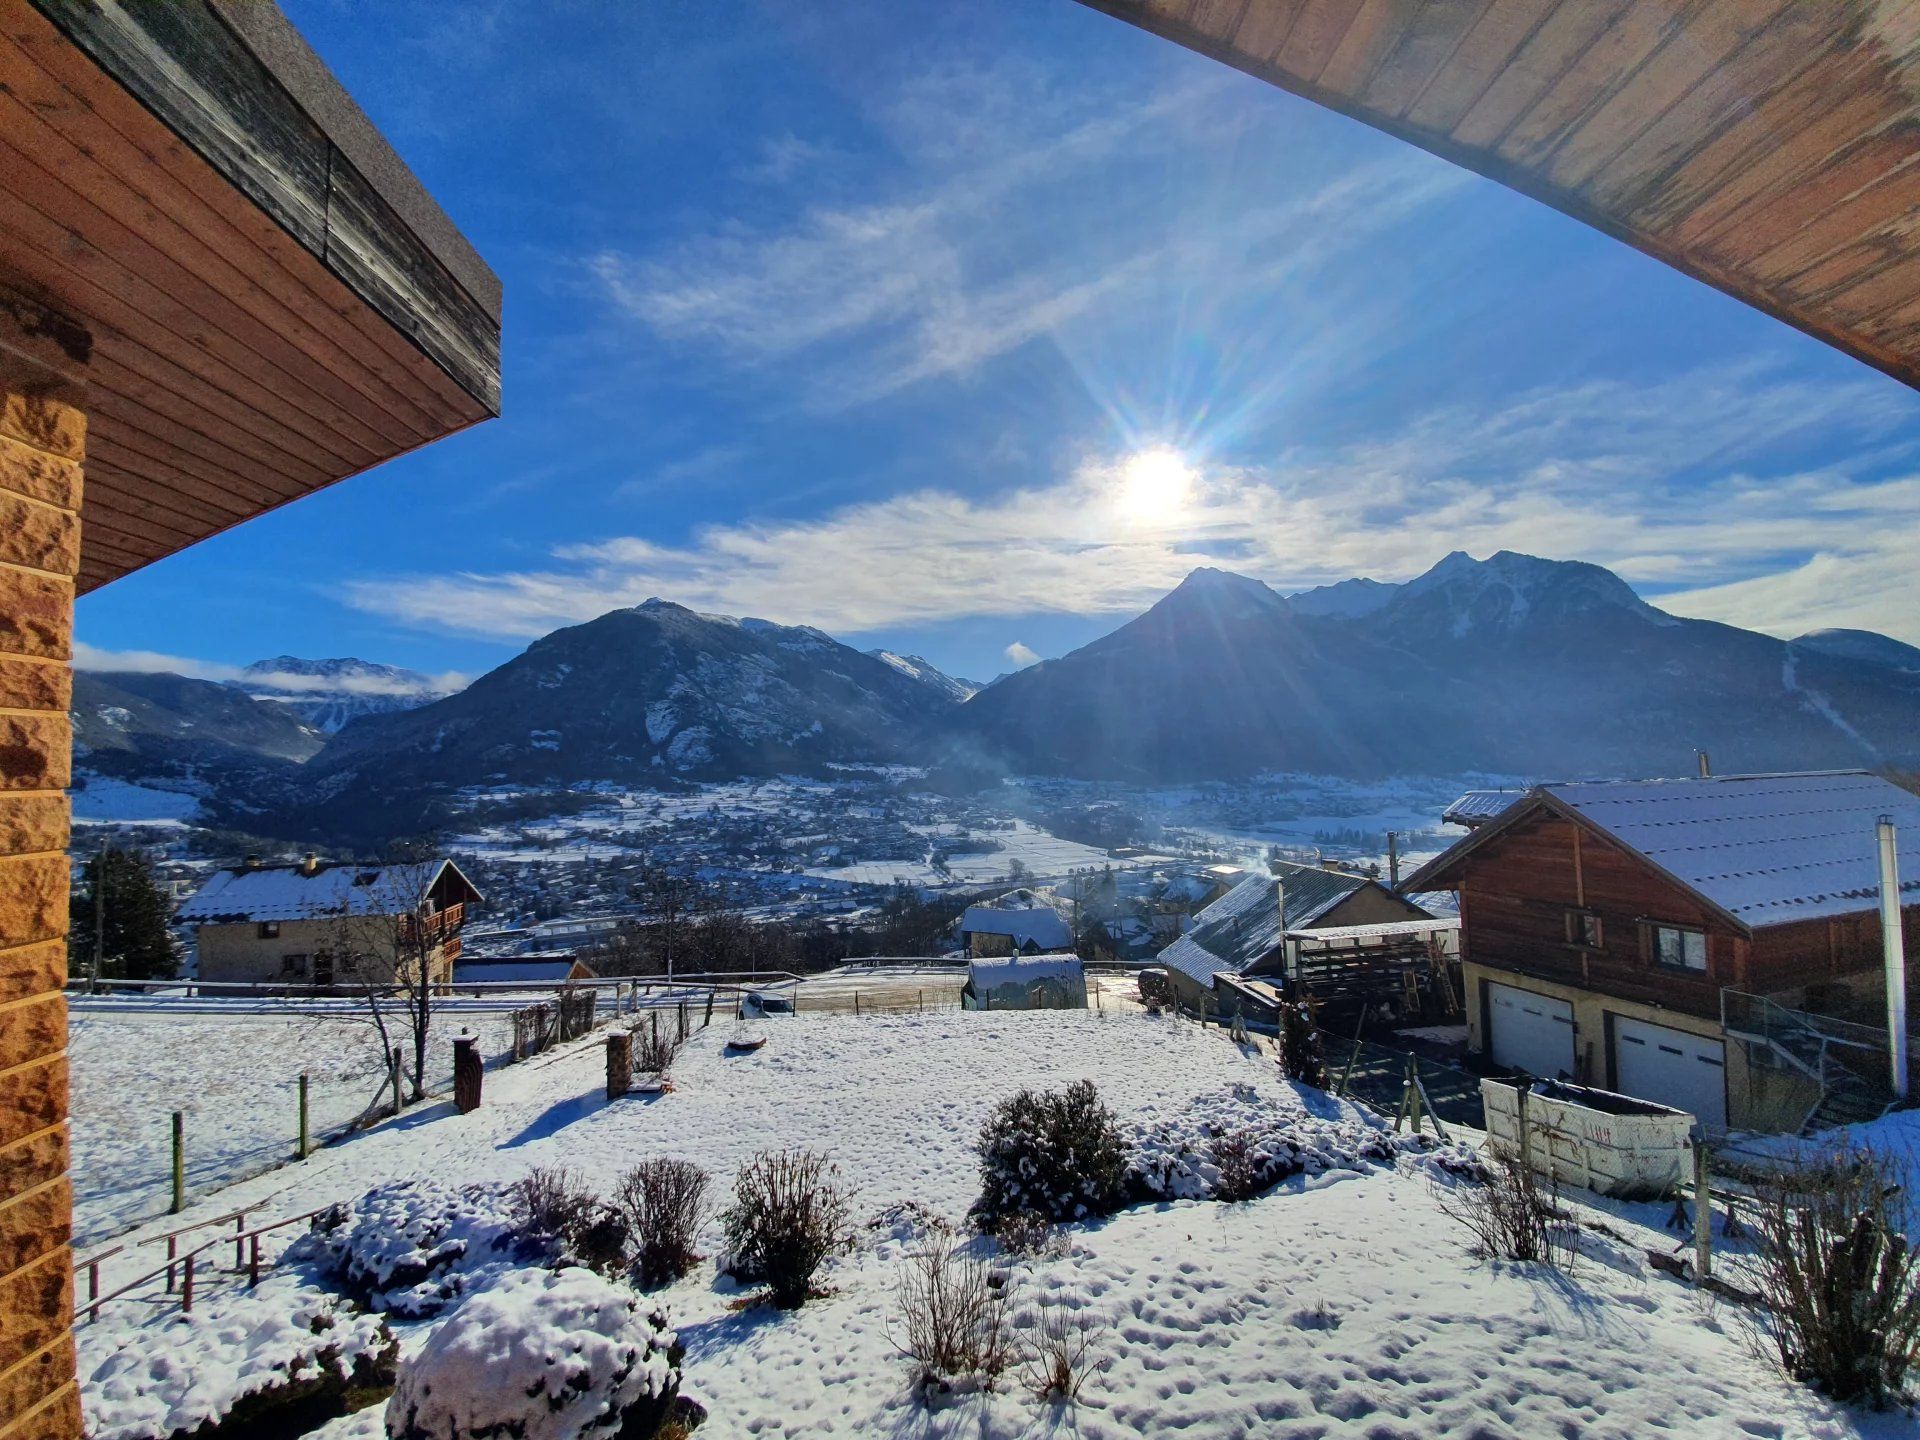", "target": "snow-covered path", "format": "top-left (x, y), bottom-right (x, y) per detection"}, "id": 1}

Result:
top-left (80, 1011), bottom-right (1916, 1439)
